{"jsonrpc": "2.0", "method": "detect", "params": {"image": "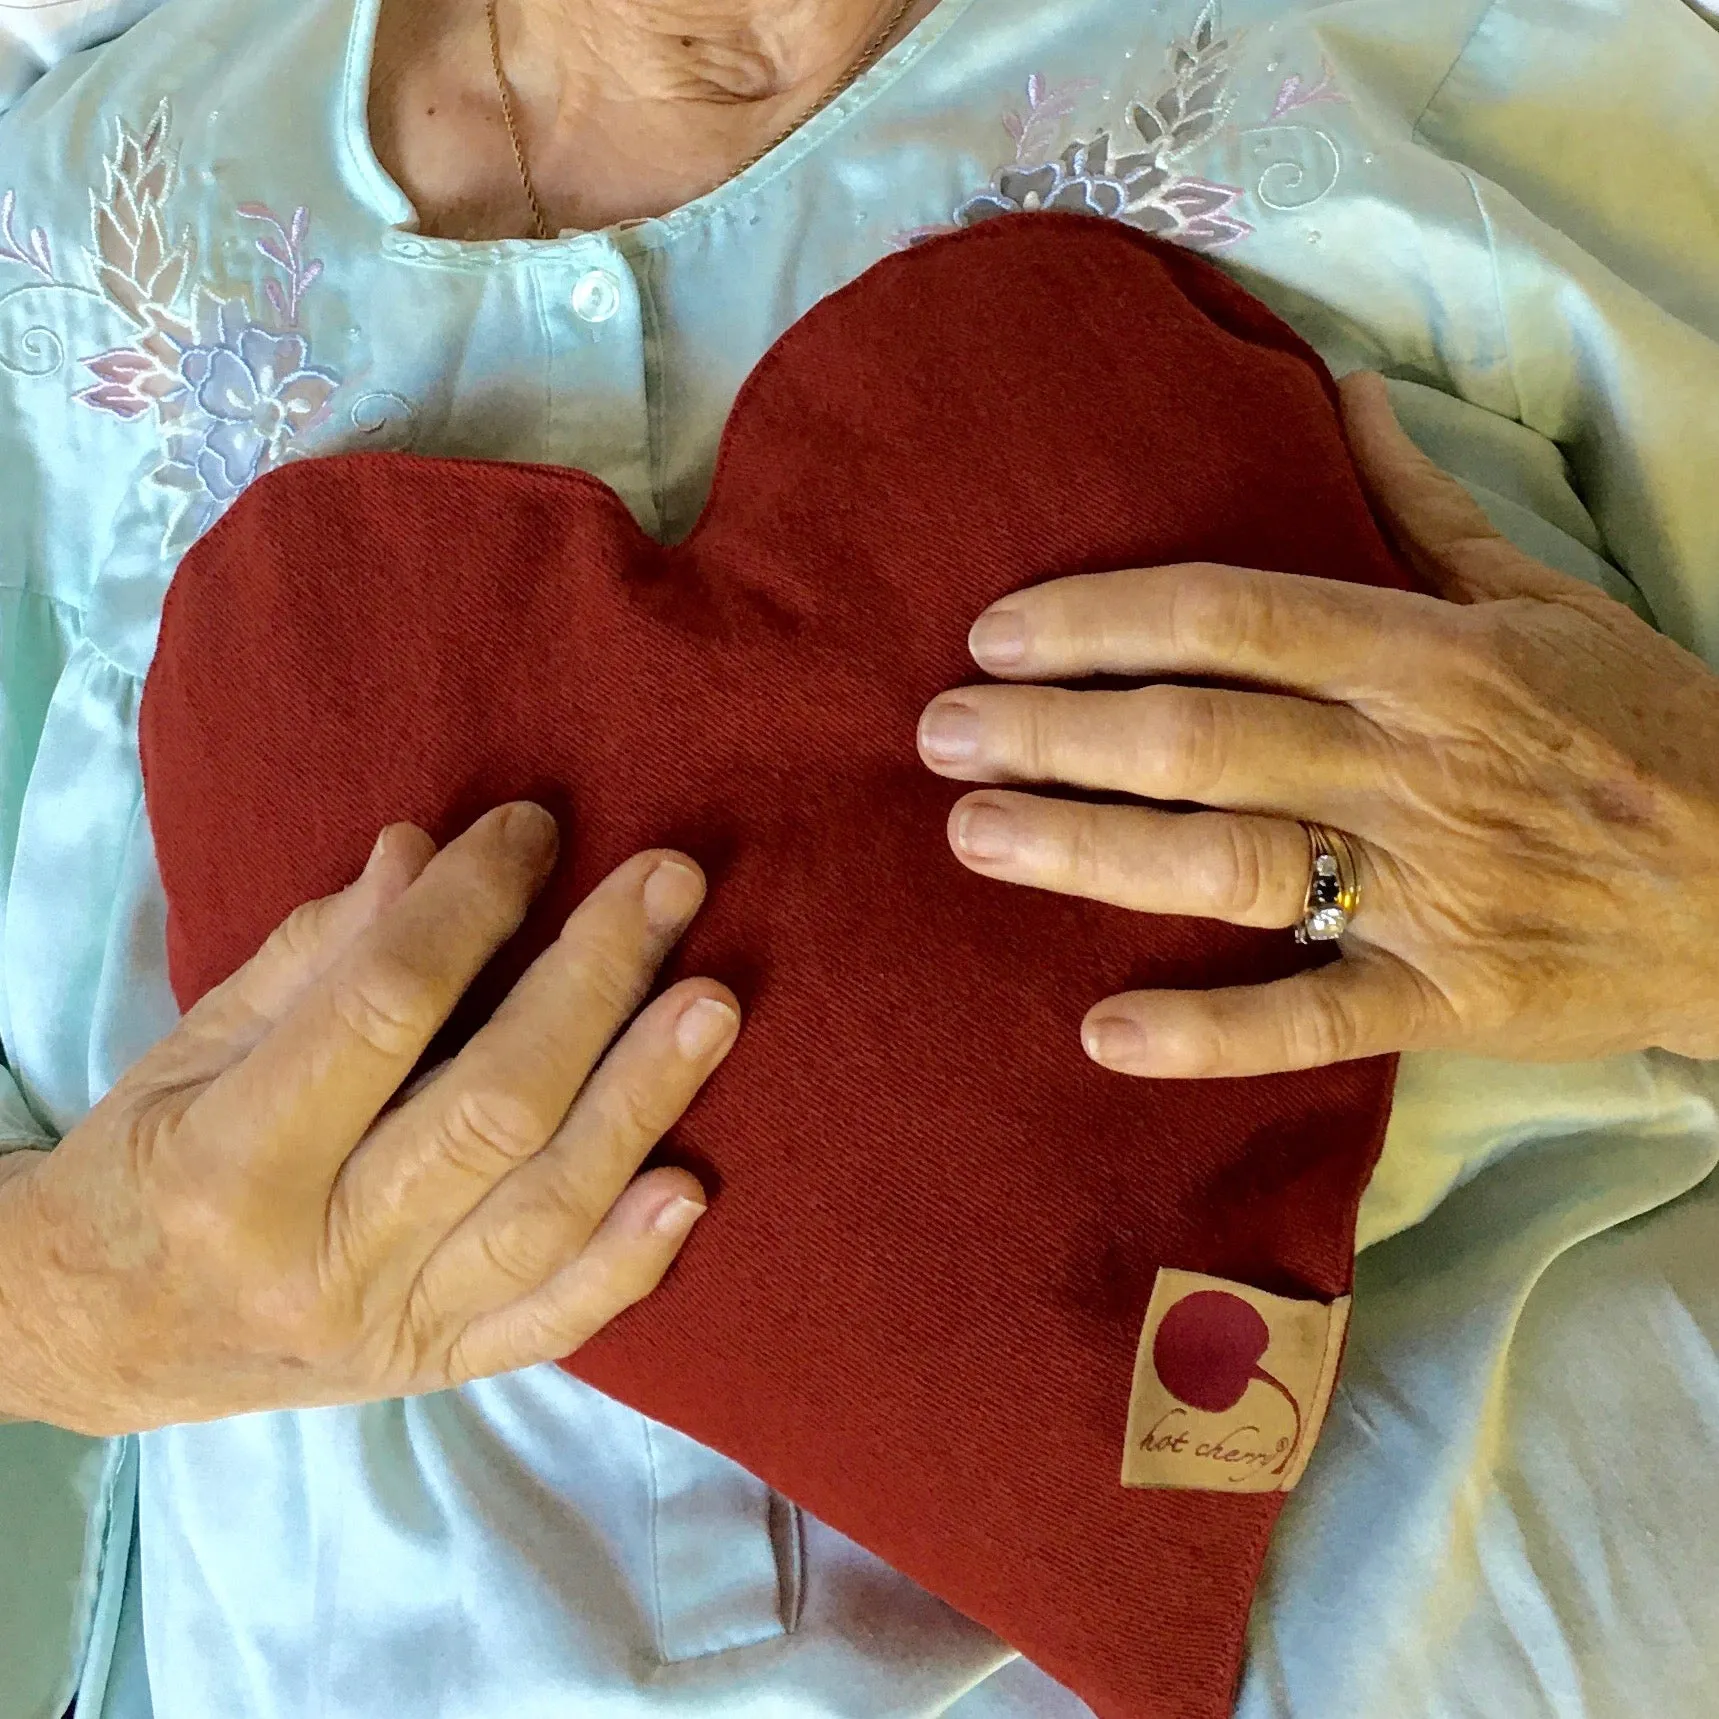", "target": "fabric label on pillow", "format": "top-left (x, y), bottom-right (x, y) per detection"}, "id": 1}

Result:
top-left (1121, 1269), bottom-right (1350, 1494)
